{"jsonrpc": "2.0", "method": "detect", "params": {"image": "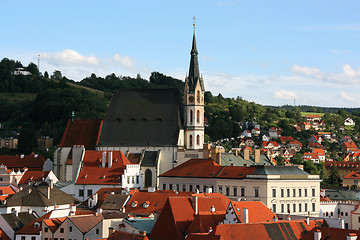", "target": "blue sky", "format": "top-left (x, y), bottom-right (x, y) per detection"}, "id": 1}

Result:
top-left (2, 0), bottom-right (360, 108)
